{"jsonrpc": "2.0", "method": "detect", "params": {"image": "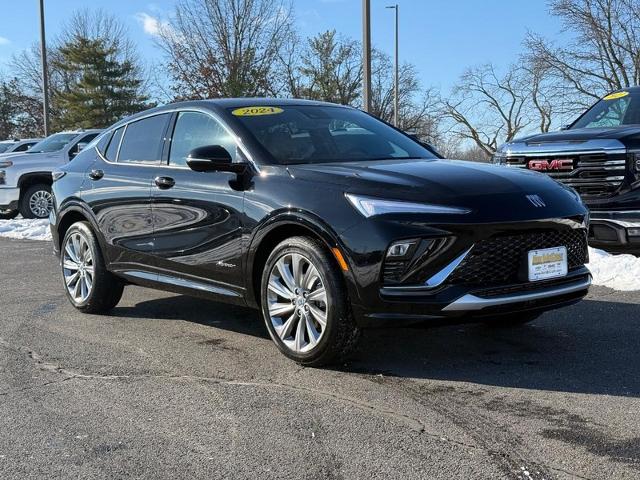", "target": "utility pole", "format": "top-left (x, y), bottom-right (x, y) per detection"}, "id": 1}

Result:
top-left (39, 0), bottom-right (50, 136)
top-left (362, 0), bottom-right (372, 112)
top-left (386, 4), bottom-right (399, 127)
